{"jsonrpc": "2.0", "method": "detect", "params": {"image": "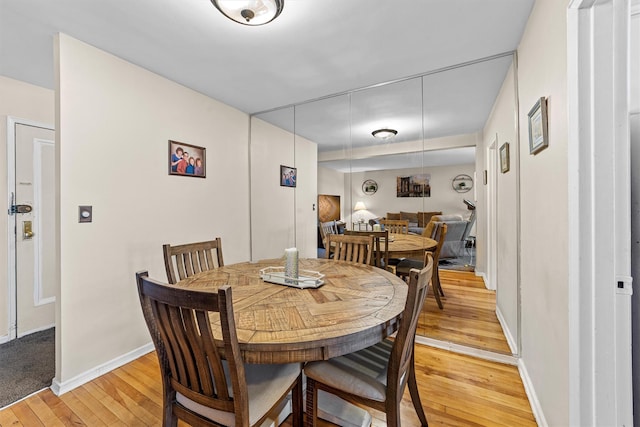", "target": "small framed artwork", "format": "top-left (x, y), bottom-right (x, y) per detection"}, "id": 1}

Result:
top-left (500, 142), bottom-right (510, 173)
top-left (169, 140), bottom-right (206, 178)
top-left (528, 97), bottom-right (549, 155)
top-left (280, 165), bottom-right (297, 187)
